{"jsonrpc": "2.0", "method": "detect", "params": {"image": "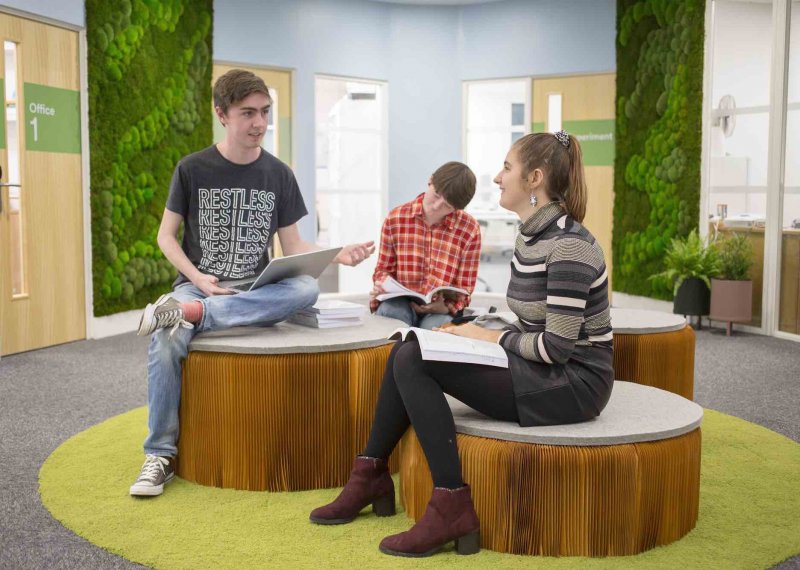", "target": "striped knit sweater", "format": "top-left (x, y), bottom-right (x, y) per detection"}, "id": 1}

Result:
top-left (499, 202), bottom-right (613, 365)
